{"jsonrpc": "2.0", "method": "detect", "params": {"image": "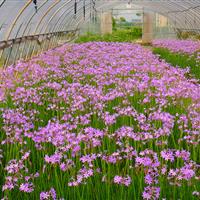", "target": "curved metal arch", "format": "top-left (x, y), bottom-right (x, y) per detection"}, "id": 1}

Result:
top-left (163, 1), bottom-right (199, 30)
top-left (72, 3), bottom-right (93, 27)
top-left (72, 5), bottom-right (94, 32)
top-left (51, 1), bottom-right (82, 32)
top-left (56, 2), bottom-right (91, 32)
top-left (5, 0), bottom-right (32, 40)
top-left (57, 11), bottom-right (80, 32)
top-left (123, 1), bottom-right (192, 29)
top-left (66, 9), bottom-right (86, 31)
top-left (51, 3), bottom-right (76, 33)
top-left (143, 1), bottom-right (198, 29)
top-left (21, 0), bottom-right (49, 37)
top-left (30, 1), bottom-right (82, 55)
top-left (1, 0), bottom-right (200, 44)
top-left (33, 0), bottom-right (61, 34)
top-left (19, 1), bottom-right (52, 60)
top-left (64, 0), bottom-right (93, 31)
top-left (0, 0), bottom-right (6, 8)
top-left (37, 0), bottom-right (74, 51)
top-left (42, 0), bottom-right (73, 34)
